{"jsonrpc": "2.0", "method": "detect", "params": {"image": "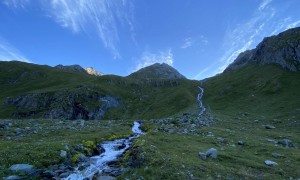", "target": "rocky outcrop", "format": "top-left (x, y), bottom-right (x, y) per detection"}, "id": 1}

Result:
top-left (55, 64), bottom-right (86, 73)
top-left (128, 63), bottom-right (186, 79)
top-left (225, 27), bottom-right (300, 72)
top-left (5, 87), bottom-right (120, 120)
top-left (54, 64), bottom-right (103, 76)
top-left (84, 67), bottom-right (103, 76)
